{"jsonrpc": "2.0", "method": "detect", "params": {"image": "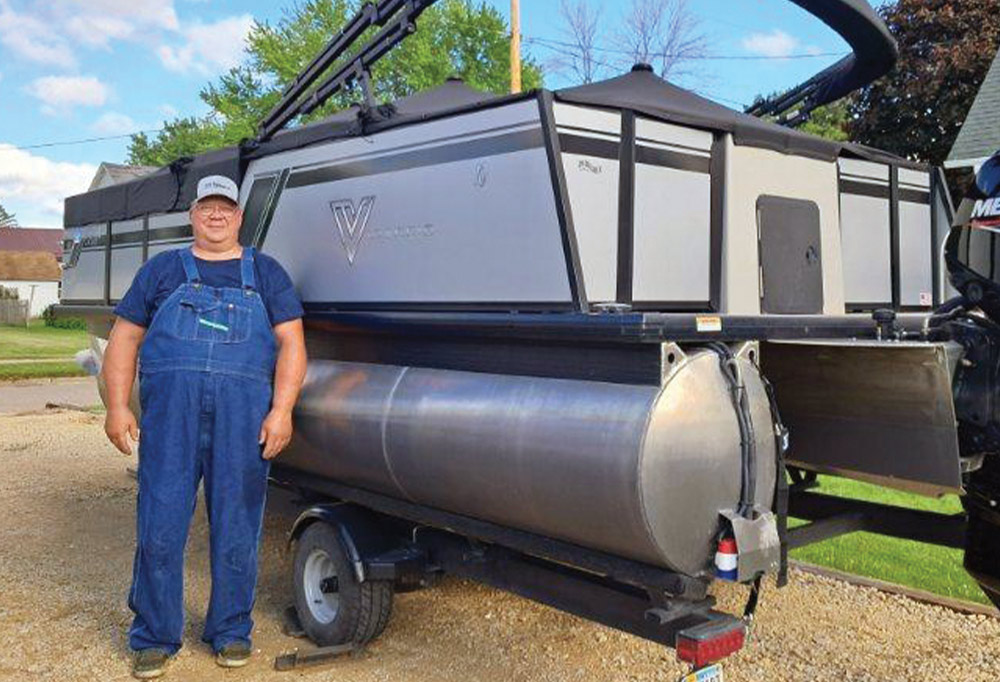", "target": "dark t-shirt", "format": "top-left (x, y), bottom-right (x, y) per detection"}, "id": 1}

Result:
top-left (113, 249), bottom-right (304, 328)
